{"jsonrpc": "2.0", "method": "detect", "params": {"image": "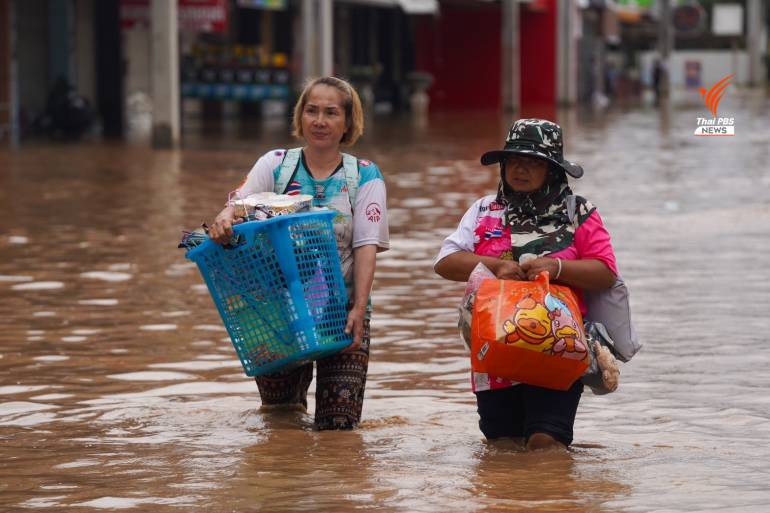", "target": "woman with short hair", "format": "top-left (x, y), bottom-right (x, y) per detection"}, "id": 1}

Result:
top-left (210, 76), bottom-right (389, 430)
